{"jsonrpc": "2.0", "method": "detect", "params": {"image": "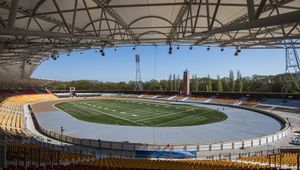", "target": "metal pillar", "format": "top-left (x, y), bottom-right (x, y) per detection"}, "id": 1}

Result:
top-left (282, 45), bottom-right (300, 93)
top-left (8, 0), bottom-right (19, 29)
top-left (134, 54), bottom-right (143, 91)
